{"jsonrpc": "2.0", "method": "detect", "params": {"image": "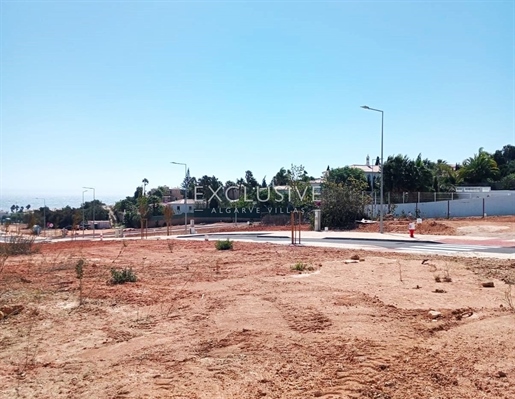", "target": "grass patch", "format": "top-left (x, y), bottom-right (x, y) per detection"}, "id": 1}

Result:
top-left (291, 261), bottom-right (315, 272)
